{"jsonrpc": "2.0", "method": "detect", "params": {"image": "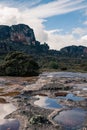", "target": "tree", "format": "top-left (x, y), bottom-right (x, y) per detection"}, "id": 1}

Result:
top-left (0, 51), bottom-right (39, 76)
